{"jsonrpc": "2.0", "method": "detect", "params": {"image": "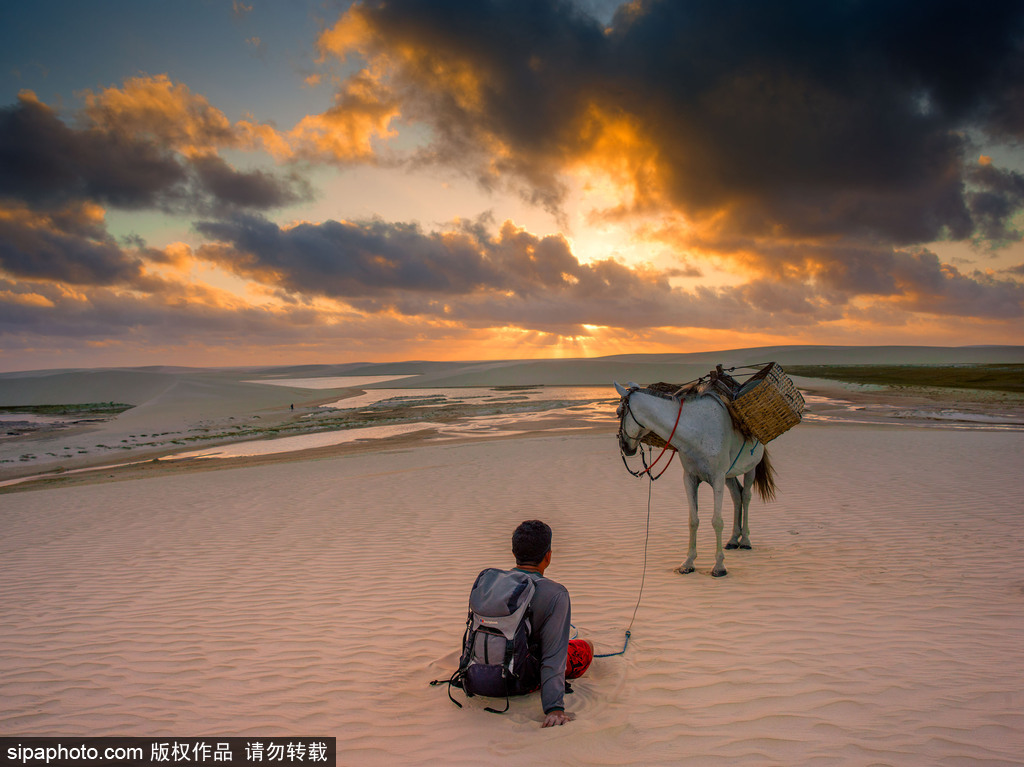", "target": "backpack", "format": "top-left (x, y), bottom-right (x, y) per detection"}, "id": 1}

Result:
top-left (444, 567), bottom-right (541, 713)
